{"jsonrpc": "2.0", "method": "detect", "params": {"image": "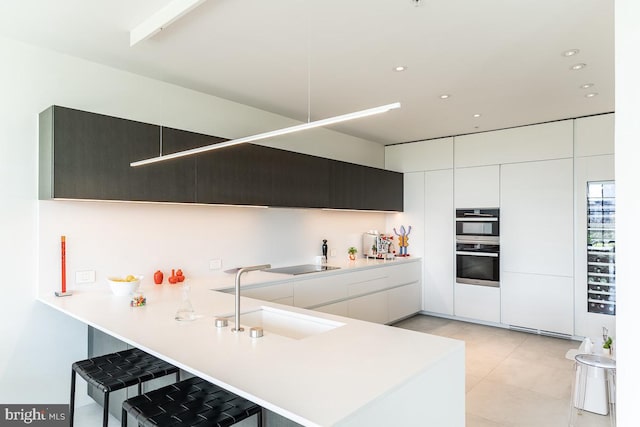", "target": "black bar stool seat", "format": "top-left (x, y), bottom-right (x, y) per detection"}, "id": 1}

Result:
top-left (122, 377), bottom-right (263, 427)
top-left (70, 348), bottom-right (180, 427)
